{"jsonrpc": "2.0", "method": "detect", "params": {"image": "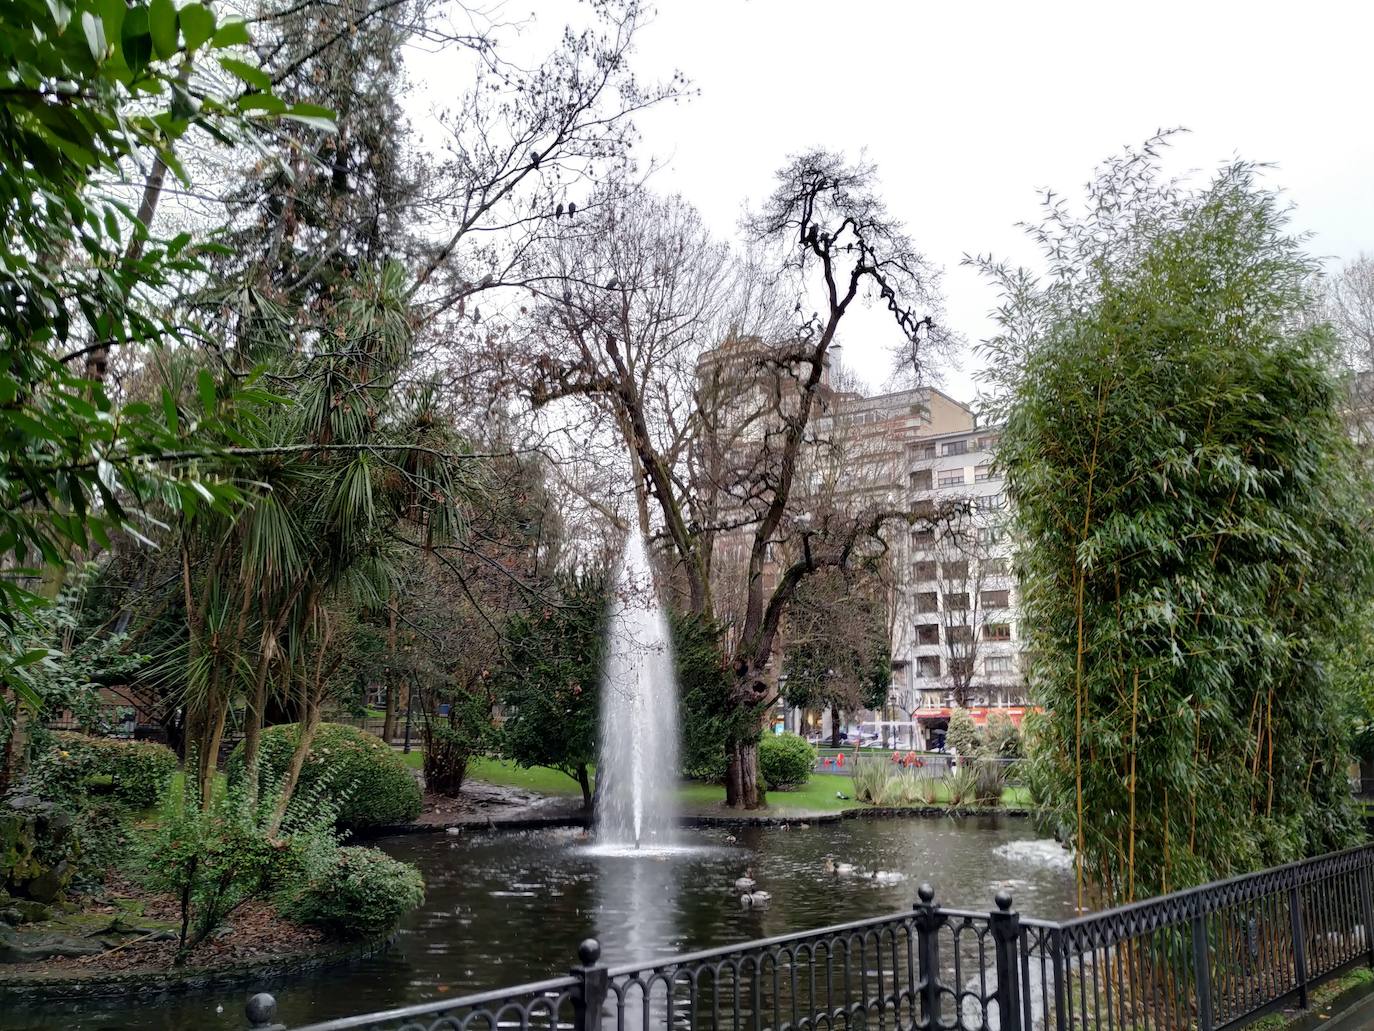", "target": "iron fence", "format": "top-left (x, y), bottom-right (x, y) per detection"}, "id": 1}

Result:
top-left (245, 844), bottom-right (1374, 1031)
